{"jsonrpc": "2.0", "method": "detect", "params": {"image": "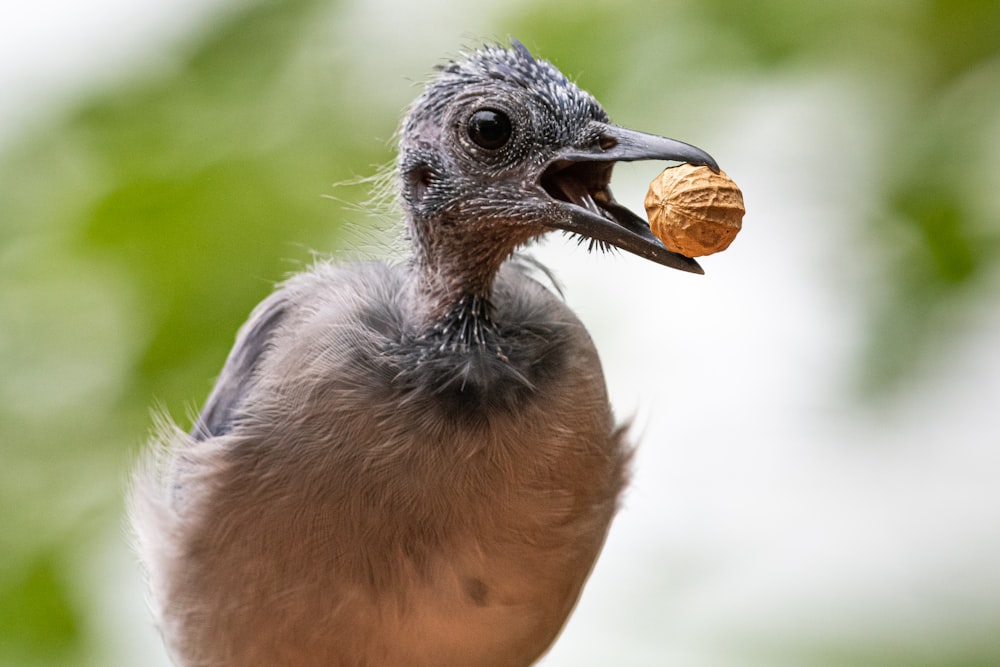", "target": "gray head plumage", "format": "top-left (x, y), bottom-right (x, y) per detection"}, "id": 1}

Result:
top-left (396, 39), bottom-right (717, 294)
top-left (401, 41), bottom-right (608, 150)
top-left (398, 41), bottom-right (608, 227)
